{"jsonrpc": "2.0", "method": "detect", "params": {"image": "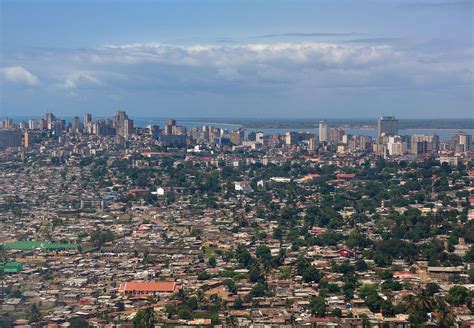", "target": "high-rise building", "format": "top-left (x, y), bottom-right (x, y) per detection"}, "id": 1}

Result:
top-left (71, 116), bottom-right (81, 133)
top-left (28, 119), bottom-right (36, 130)
top-left (40, 118), bottom-right (48, 130)
top-left (255, 132), bottom-right (264, 144)
top-left (112, 111), bottom-right (134, 138)
top-left (2, 118), bottom-right (14, 129)
top-left (230, 129), bottom-right (245, 145)
top-left (164, 119), bottom-right (177, 135)
top-left (386, 135), bottom-right (406, 156)
top-left (24, 131), bottom-right (30, 148)
top-left (147, 125), bottom-right (160, 138)
top-left (83, 114), bottom-right (92, 134)
top-left (160, 119), bottom-right (187, 146)
top-left (411, 134), bottom-right (440, 155)
top-left (285, 132), bottom-right (299, 146)
top-left (84, 114), bottom-right (92, 125)
top-left (319, 120), bottom-right (329, 143)
top-left (459, 133), bottom-right (472, 152)
top-left (330, 128), bottom-right (345, 144)
top-left (52, 119), bottom-right (65, 136)
top-left (308, 137), bottom-right (317, 151)
top-left (93, 119), bottom-right (115, 136)
top-left (0, 129), bottom-right (22, 150)
top-left (45, 112), bottom-right (56, 130)
top-left (377, 116), bottom-right (398, 138)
